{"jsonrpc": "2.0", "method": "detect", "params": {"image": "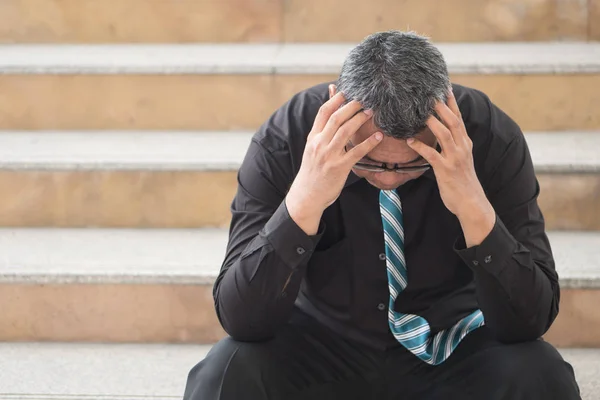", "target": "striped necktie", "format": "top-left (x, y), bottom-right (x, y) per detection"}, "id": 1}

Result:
top-left (379, 189), bottom-right (485, 365)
